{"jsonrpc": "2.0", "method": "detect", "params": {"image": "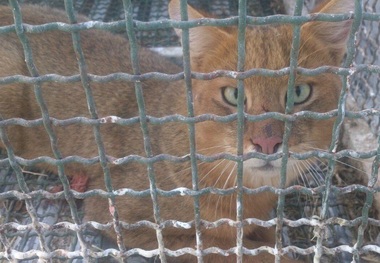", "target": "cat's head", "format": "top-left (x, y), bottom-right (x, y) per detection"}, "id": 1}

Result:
top-left (169, 0), bottom-right (354, 189)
